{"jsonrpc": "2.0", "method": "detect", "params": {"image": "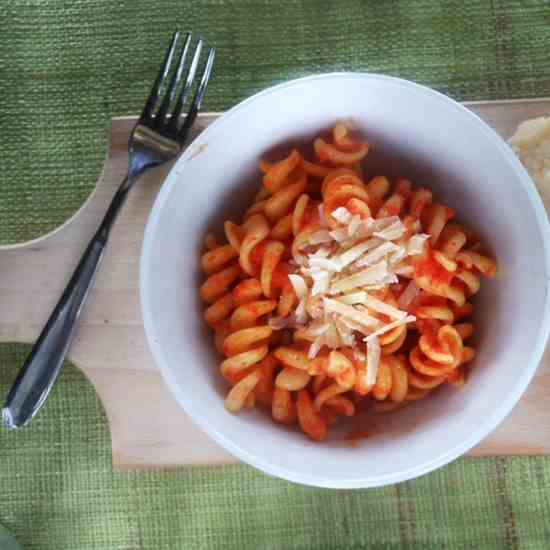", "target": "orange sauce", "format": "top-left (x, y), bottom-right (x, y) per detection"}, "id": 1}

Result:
top-left (250, 241), bottom-right (269, 268)
top-left (271, 262), bottom-right (291, 290)
top-left (414, 251), bottom-right (454, 286)
top-left (300, 204), bottom-right (320, 230)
